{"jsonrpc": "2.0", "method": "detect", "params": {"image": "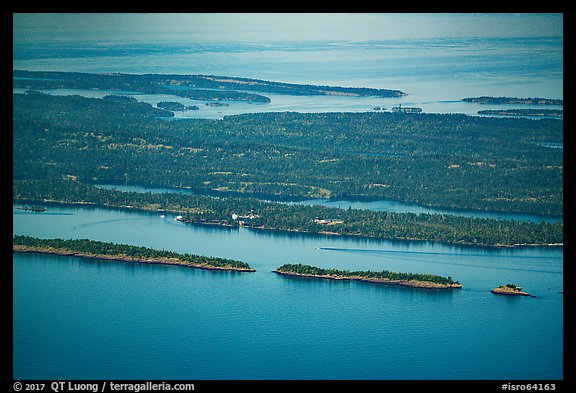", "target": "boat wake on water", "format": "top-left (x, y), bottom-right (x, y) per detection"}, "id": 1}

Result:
top-left (74, 217), bottom-right (149, 230)
top-left (317, 247), bottom-right (562, 274)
